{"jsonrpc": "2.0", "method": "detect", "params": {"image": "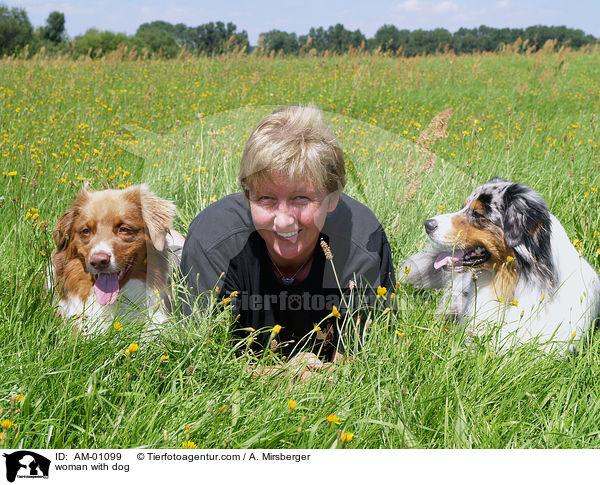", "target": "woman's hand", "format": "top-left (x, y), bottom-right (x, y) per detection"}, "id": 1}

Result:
top-left (249, 351), bottom-right (341, 383)
top-left (287, 352), bottom-right (332, 381)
